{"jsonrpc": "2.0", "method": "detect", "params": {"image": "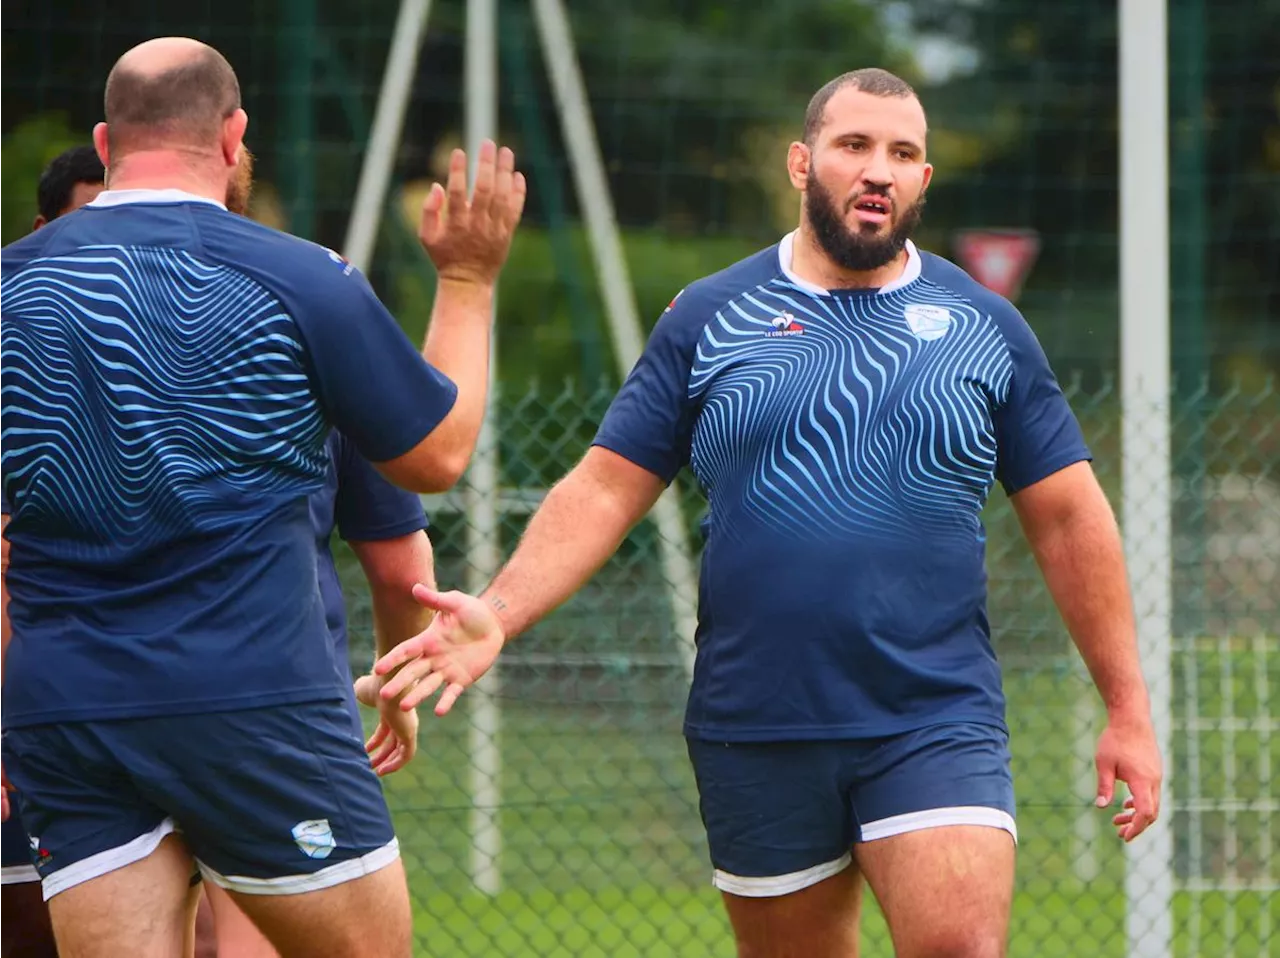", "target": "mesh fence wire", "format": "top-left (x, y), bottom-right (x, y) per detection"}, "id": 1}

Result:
top-left (3, 2), bottom-right (1276, 953)
top-left (337, 375), bottom-right (1279, 957)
